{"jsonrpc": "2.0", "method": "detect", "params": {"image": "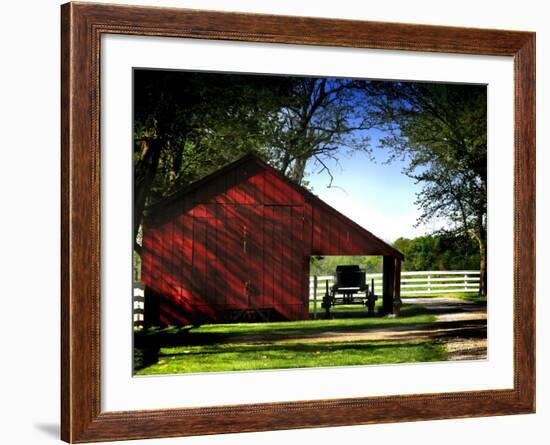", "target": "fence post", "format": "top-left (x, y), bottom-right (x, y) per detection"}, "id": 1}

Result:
top-left (313, 275), bottom-right (318, 319)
